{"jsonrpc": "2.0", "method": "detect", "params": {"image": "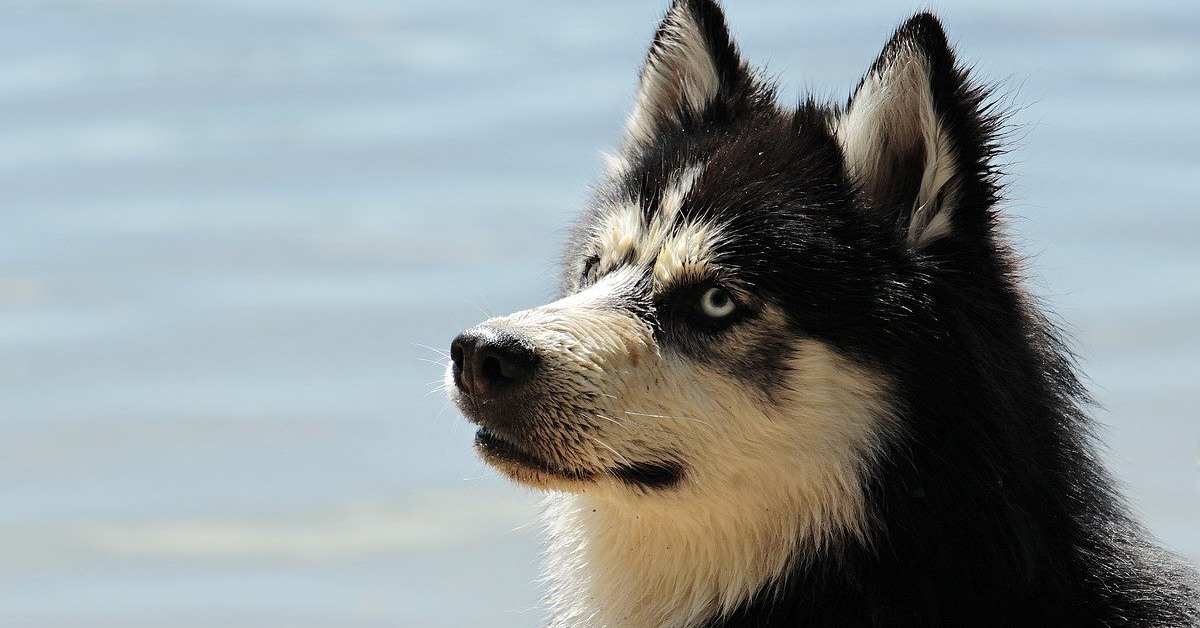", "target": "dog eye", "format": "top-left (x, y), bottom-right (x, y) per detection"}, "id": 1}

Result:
top-left (697, 287), bottom-right (737, 319)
